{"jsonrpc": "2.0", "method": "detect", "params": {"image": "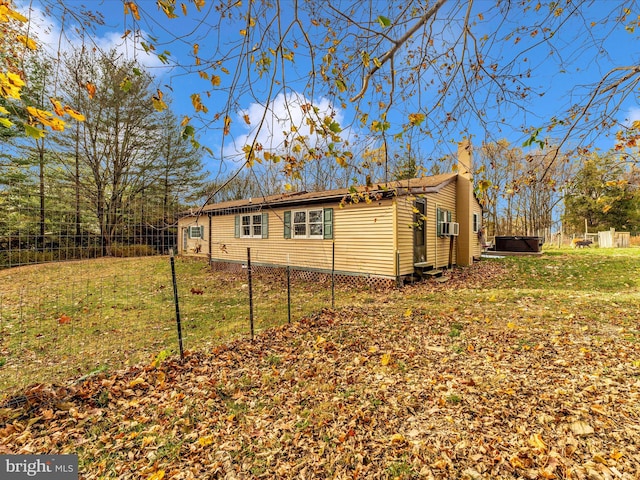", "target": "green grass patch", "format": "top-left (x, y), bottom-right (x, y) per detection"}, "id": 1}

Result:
top-left (0, 256), bottom-right (349, 393)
